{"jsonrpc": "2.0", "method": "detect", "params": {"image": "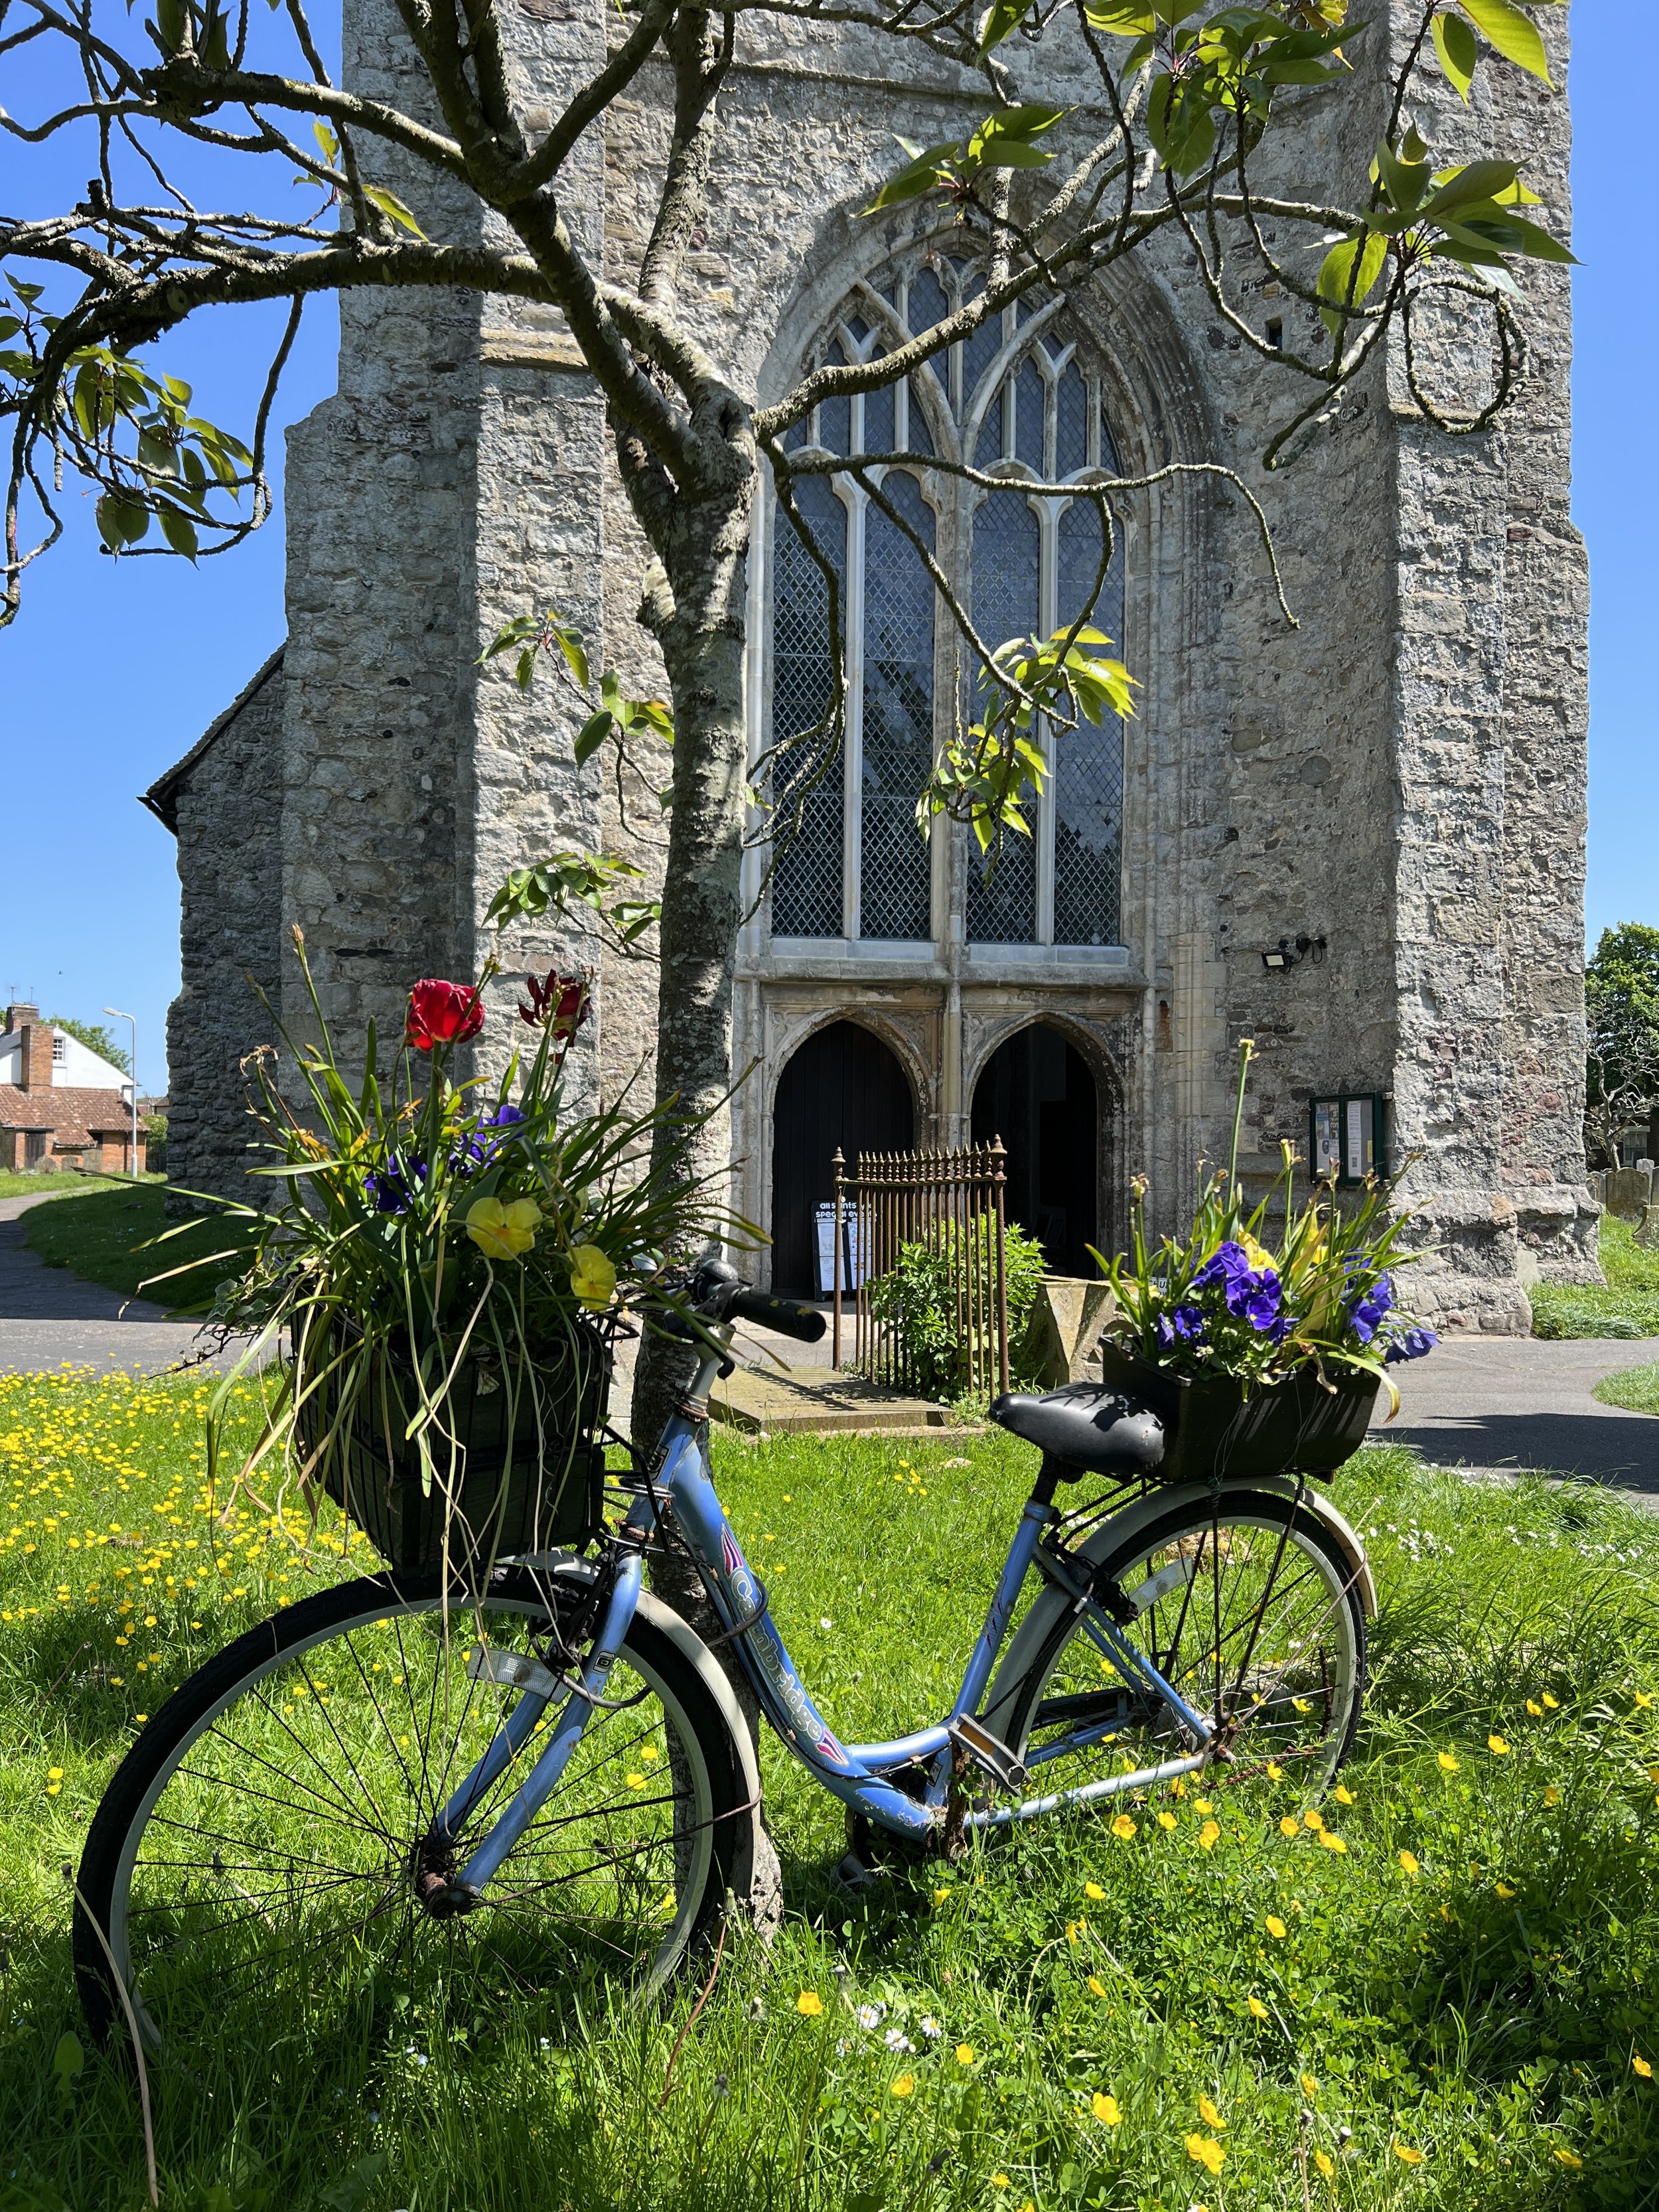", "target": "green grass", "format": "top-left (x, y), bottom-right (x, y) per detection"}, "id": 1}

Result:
top-left (1530, 1216), bottom-right (1659, 1341)
top-left (3, 1375), bottom-right (1659, 2208)
top-left (1595, 1363), bottom-right (1659, 1417)
top-left (19, 1182), bottom-right (257, 1313)
top-left (0, 1171), bottom-right (140, 1204)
